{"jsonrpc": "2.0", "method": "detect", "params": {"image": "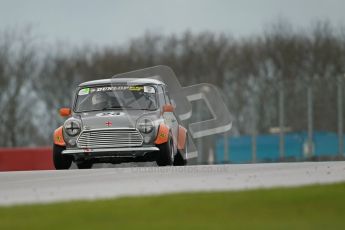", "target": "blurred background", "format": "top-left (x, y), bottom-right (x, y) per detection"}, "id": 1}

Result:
top-left (0, 0), bottom-right (345, 167)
